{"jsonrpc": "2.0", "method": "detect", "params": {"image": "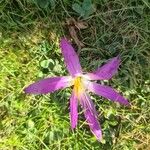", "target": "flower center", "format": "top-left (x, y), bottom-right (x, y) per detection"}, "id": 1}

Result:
top-left (73, 76), bottom-right (84, 97)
